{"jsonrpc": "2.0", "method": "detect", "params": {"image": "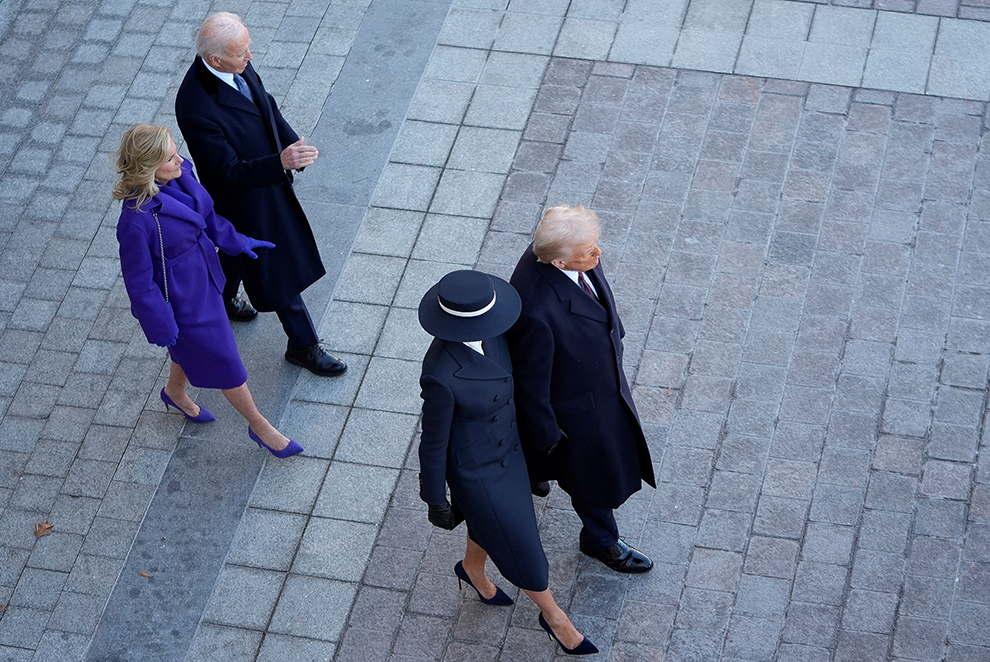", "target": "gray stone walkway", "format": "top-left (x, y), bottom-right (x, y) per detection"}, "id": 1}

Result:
top-left (2, 0), bottom-right (990, 660)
